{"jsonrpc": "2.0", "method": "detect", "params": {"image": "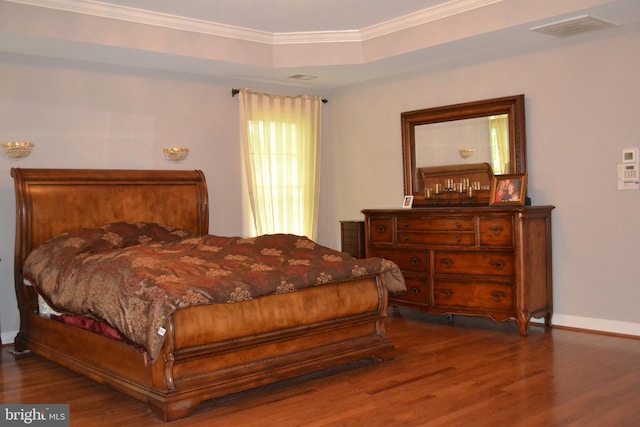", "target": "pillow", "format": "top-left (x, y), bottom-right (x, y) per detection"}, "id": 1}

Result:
top-left (98, 222), bottom-right (194, 249)
top-left (24, 222), bottom-right (195, 278)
